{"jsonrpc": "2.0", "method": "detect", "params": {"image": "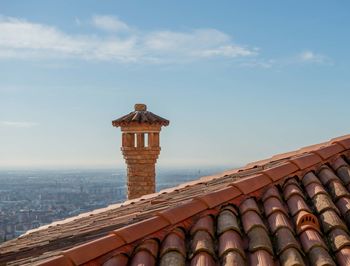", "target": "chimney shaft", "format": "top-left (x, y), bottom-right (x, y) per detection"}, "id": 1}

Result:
top-left (112, 104), bottom-right (169, 199)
